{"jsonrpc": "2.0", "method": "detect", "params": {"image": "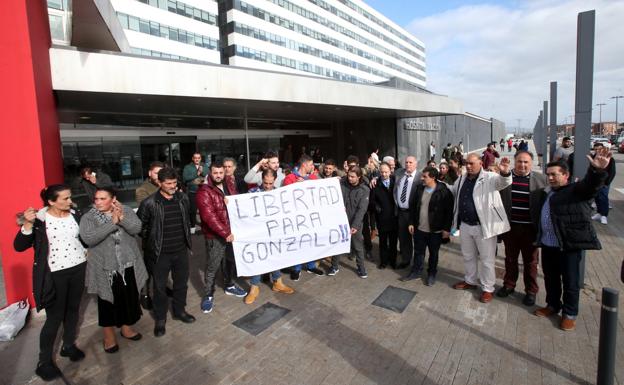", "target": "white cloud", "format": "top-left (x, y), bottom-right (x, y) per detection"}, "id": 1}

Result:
top-left (406, 0), bottom-right (624, 131)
